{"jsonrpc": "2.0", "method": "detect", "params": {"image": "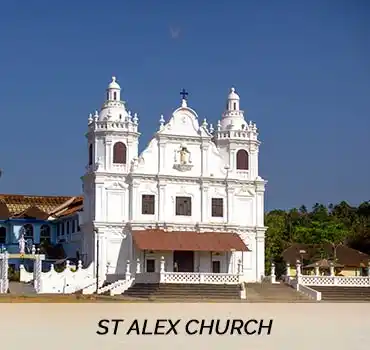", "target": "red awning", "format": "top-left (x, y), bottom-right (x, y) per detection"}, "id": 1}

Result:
top-left (132, 229), bottom-right (249, 252)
